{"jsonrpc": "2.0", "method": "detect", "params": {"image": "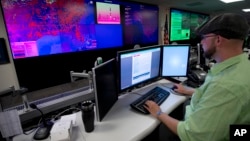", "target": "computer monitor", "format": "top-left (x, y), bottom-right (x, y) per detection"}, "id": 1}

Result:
top-left (117, 45), bottom-right (161, 92)
top-left (197, 43), bottom-right (206, 67)
top-left (169, 8), bottom-right (209, 45)
top-left (92, 58), bottom-right (118, 122)
top-left (161, 44), bottom-right (190, 77)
